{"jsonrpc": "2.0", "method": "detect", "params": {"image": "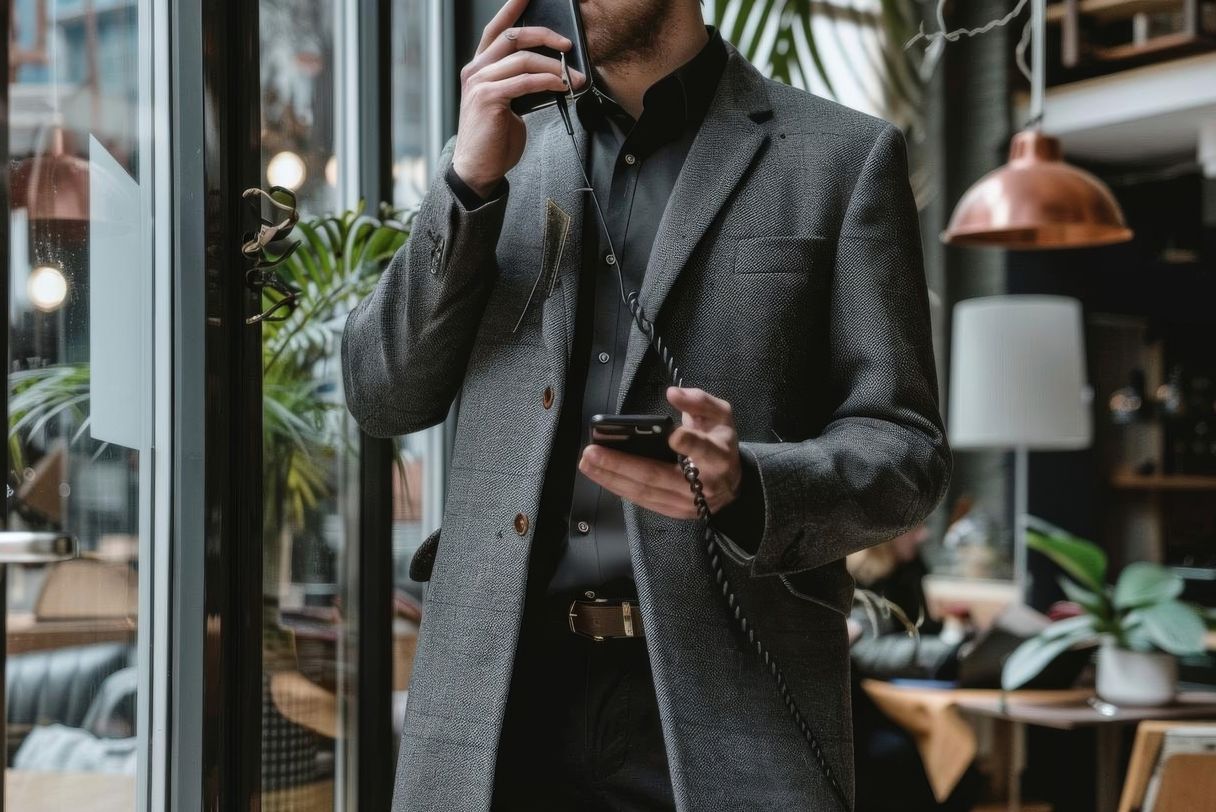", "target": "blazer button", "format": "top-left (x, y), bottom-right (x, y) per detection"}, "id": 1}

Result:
top-left (514, 513), bottom-right (530, 535)
top-left (542, 386), bottom-right (555, 409)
